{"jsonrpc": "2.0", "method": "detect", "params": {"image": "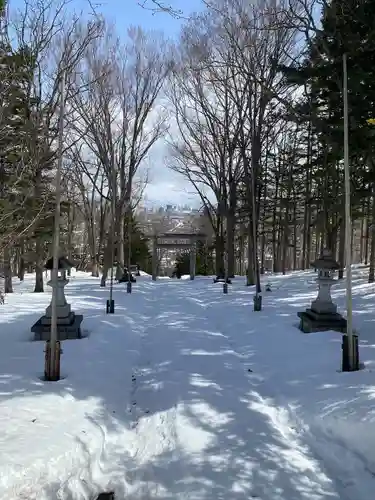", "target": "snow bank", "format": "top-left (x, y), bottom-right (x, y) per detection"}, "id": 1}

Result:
top-left (138, 270), bottom-right (150, 277)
